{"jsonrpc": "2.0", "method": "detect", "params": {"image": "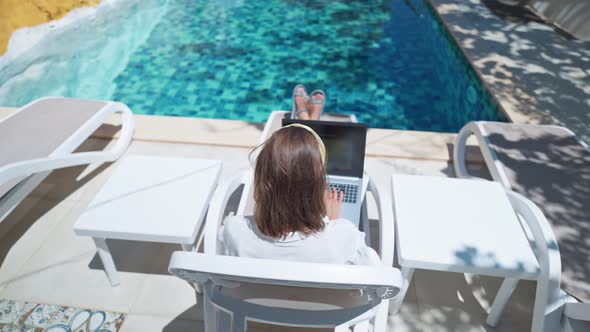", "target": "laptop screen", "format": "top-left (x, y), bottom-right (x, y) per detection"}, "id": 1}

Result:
top-left (281, 119), bottom-right (367, 178)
